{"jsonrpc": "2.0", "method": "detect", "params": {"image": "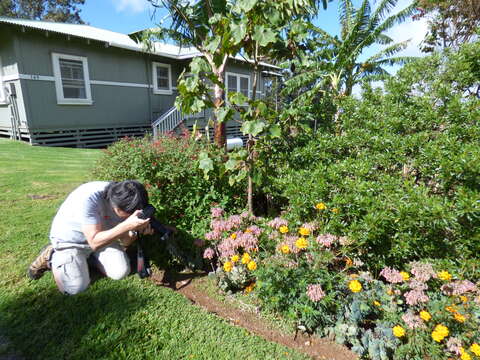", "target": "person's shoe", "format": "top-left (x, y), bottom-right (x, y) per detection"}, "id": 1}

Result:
top-left (27, 244), bottom-right (54, 280)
